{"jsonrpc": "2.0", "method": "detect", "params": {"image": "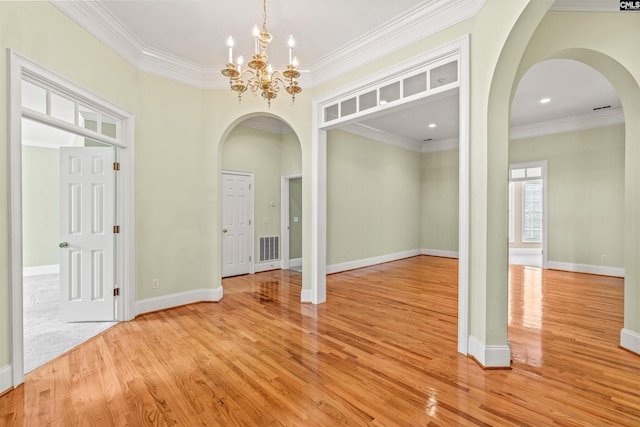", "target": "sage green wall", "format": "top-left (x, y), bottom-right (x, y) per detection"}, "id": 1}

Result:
top-left (222, 125), bottom-right (302, 262)
top-left (289, 178), bottom-right (303, 260)
top-left (421, 149), bottom-right (459, 252)
top-left (22, 146), bottom-right (59, 267)
top-left (281, 131), bottom-right (303, 176)
top-left (327, 129), bottom-right (421, 265)
top-left (511, 125), bottom-right (625, 268)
